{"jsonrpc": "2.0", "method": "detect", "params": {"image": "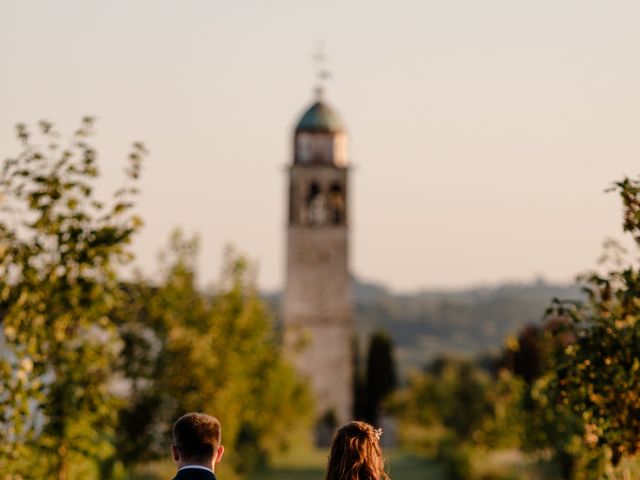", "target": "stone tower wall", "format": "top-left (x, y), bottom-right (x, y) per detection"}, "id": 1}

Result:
top-left (283, 165), bottom-right (353, 425)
